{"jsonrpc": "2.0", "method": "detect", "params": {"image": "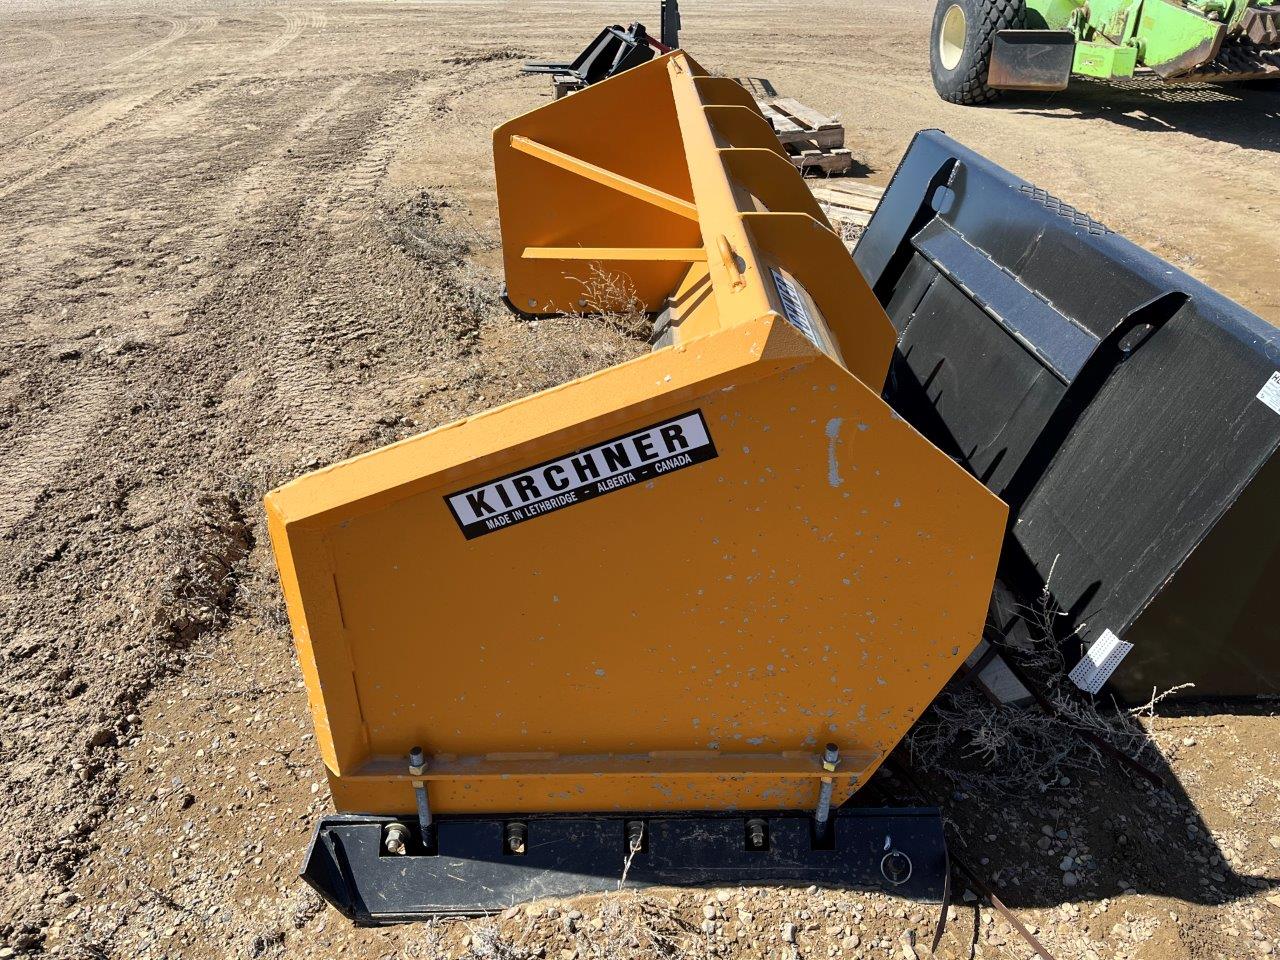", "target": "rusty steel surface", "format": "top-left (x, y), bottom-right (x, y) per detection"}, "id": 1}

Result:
top-left (1171, 37), bottom-right (1280, 80)
top-left (1243, 5), bottom-right (1280, 46)
top-left (987, 30), bottom-right (1074, 91)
